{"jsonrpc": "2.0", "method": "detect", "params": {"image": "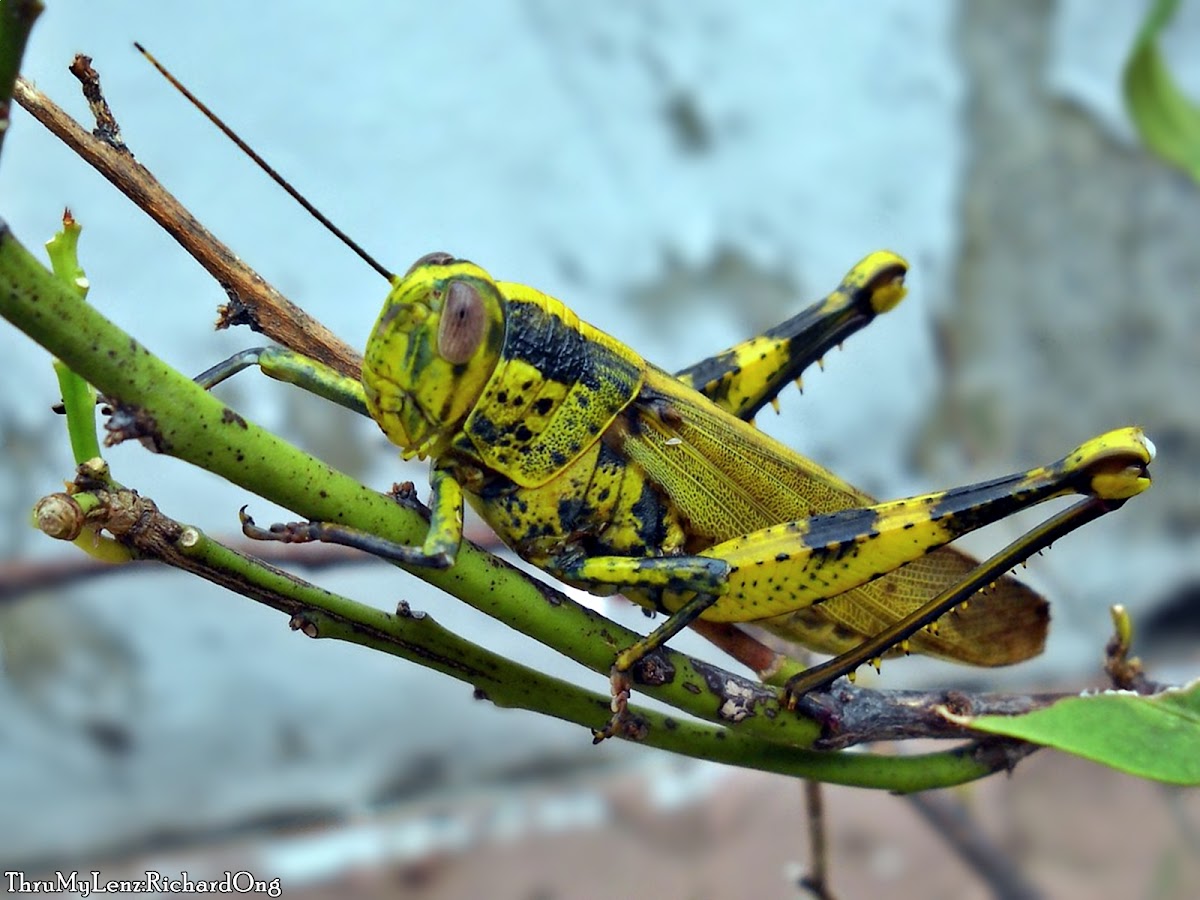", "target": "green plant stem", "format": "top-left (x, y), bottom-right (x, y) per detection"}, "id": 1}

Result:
top-left (1, 223), bottom-right (1029, 789)
top-left (47, 215), bottom-right (103, 463)
top-left (85, 483), bottom-right (1019, 791)
top-left (53, 358), bottom-right (100, 463)
top-left (0, 0), bottom-right (42, 163)
top-left (0, 223), bottom-right (820, 745)
top-left (171, 527), bottom-right (842, 781)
